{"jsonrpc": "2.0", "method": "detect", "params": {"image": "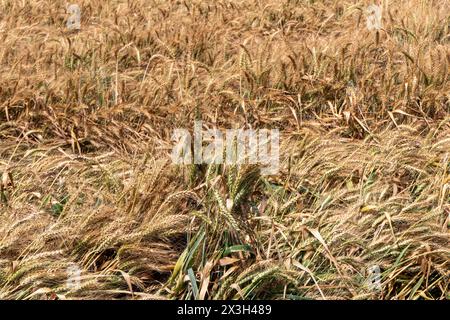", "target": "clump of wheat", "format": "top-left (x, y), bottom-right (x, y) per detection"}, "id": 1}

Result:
top-left (0, 0), bottom-right (448, 300)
